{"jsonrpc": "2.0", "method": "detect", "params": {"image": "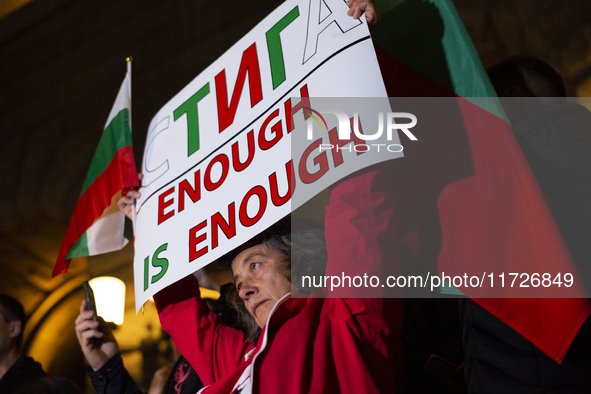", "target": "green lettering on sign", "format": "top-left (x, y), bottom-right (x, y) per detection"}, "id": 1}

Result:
top-left (151, 243), bottom-right (169, 284)
top-left (266, 6), bottom-right (300, 90)
top-left (174, 83), bottom-right (210, 157)
top-left (144, 256), bottom-right (149, 291)
top-left (144, 243), bottom-right (170, 291)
